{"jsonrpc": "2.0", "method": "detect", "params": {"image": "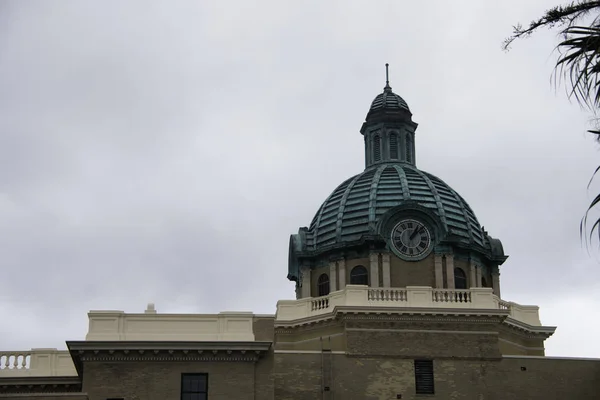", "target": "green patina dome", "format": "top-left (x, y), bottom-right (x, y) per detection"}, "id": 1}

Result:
top-left (307, 163), bottom-right (484, 250)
